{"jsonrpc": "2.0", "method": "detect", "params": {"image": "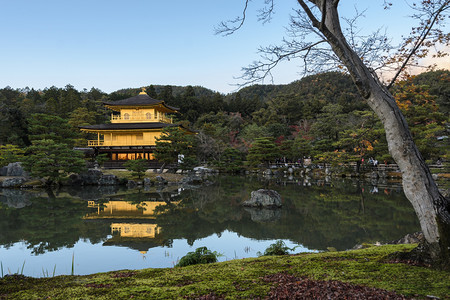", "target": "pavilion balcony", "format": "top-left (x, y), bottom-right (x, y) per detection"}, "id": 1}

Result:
top-left (87, 140), bottom-right (155, 147)
top-left (110, 115), bottom-right (173, 124)
top-left (88, 140), bottom-right (104, 147)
